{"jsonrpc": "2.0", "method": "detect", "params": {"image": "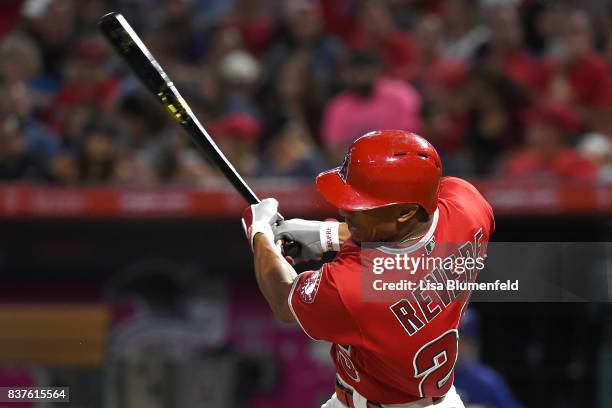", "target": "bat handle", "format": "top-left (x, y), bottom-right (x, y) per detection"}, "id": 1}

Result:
top-left (283, 240), bottom-right (302, 260)
top-left (273, 213), bottom-right (302, 259)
